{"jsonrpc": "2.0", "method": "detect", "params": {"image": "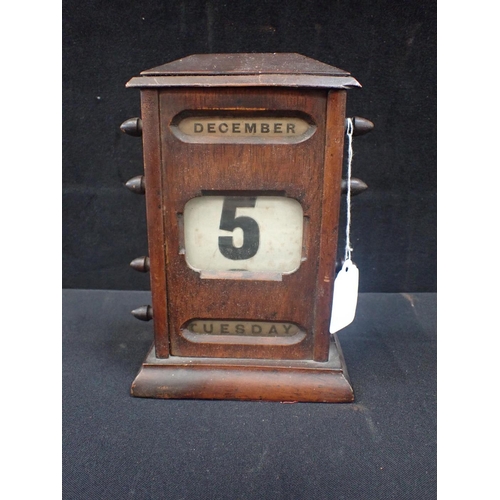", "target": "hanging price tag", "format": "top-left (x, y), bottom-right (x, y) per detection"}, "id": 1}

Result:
top-left (329, 118), bottom-right (360, 334)
top-left (329, 259), bottom-right (359, 334)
